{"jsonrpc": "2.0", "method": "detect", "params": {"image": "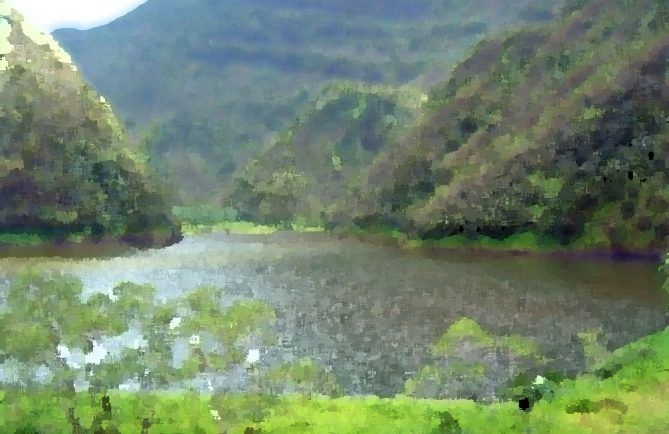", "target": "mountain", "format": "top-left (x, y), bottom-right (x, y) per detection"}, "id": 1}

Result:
top-left (0, 1), bottom-right (180, 247)
top-left (223, 82), bottom-right (422, 225)
top-left (52, 0), bottom-right (563, 204)
top-left (332, 0), bottom-right (668, 251)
